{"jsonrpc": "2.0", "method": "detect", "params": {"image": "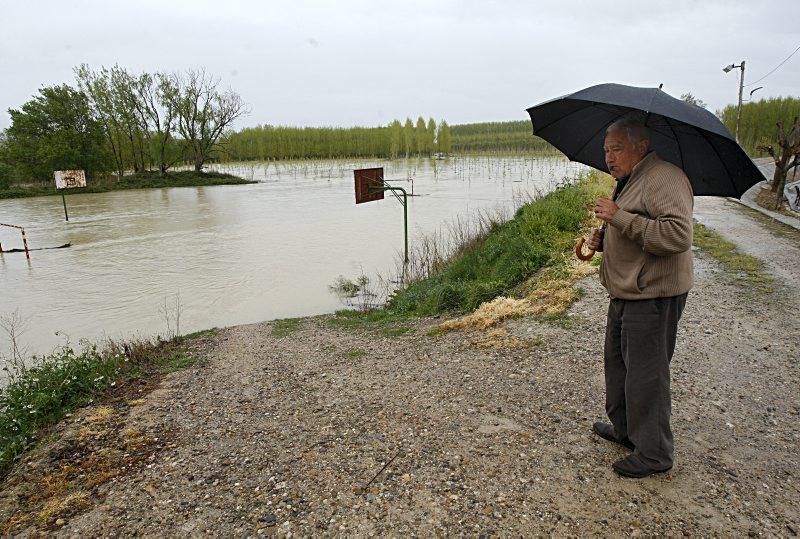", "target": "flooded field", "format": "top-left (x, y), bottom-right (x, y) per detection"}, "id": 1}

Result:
top-left (0, 156), bottom-right (585, 357)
